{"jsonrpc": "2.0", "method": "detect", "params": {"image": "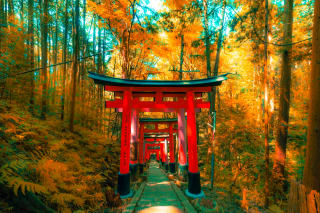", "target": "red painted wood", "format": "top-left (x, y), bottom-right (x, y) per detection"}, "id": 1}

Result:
top-left (130, 109), bottom-right (138, 165)
top-left (169, 124), bottom-right (175, 163)
top-left (178, 109), bottom-right (187, 166)
top-left (139, 123), bottom-right (144, 164)
top-left (119, 90), bottom-right (132, 174)
top-left (131, 92), bottom-right (203, 98)
top-left (105, 85), bottom-right (212, 93)
top-left (145, 138), bottom-right (169, 142)
top-left (160, 143), bottom-right (164, 162)
top-left (187, 92), bottom-right (198, 173)
top-left (105, 100), bottom-right (209, 110)
top-left (144, 128), bottom-right (177, 133)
